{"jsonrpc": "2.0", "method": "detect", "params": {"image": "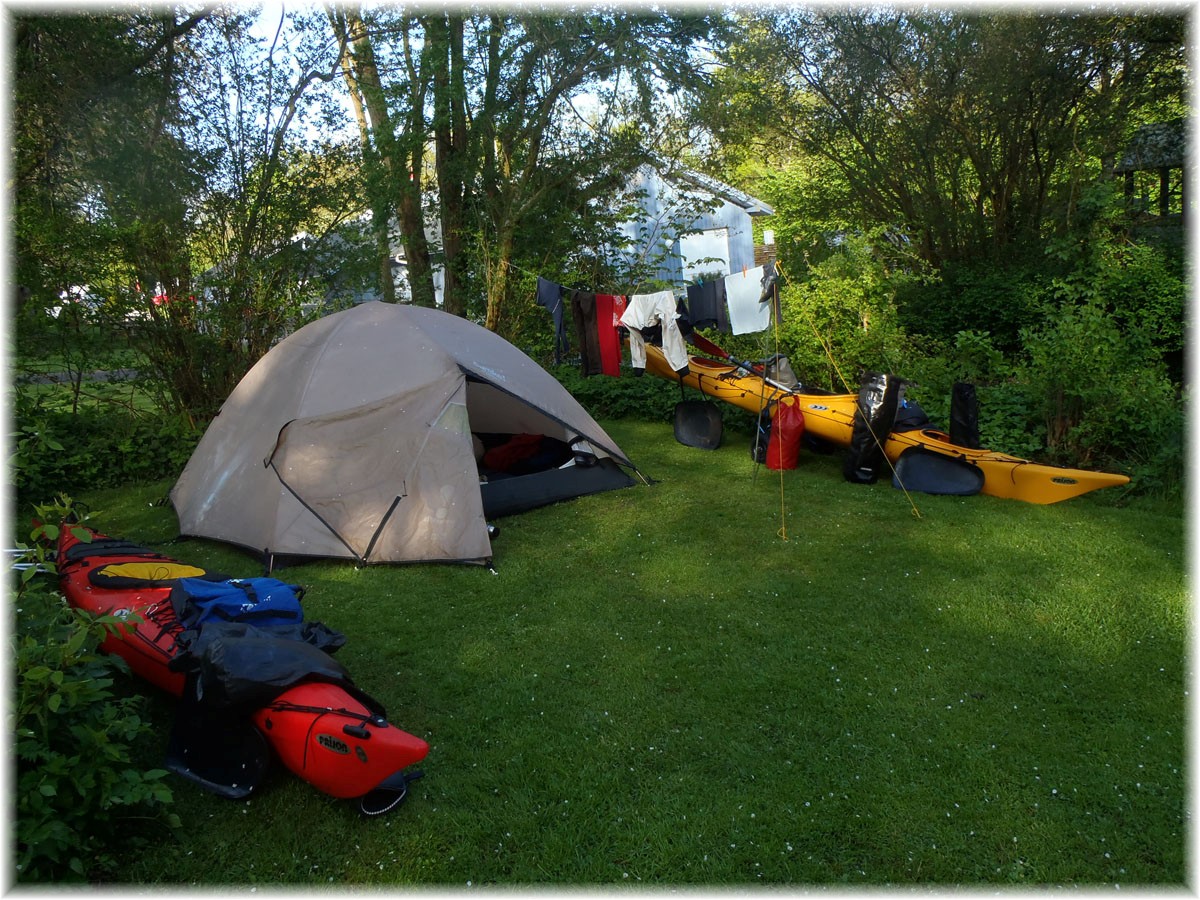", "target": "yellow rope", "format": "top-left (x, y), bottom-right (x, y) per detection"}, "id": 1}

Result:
top-left (770, 269), bottom-right (789, 541)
